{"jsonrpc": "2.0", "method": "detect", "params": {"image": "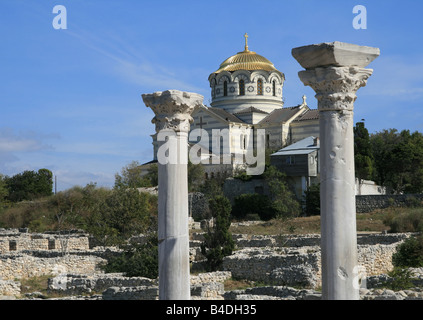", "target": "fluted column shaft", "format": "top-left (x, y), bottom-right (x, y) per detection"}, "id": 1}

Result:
top-left (142, 90), bottom-right (203, 300)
